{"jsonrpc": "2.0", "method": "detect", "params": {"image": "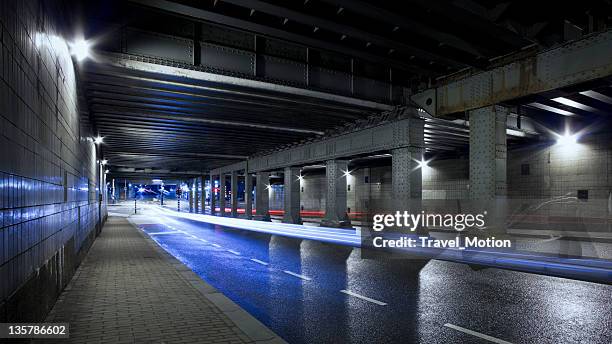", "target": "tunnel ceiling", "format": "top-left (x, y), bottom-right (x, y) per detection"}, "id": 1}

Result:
top-left (74, 0), bottom-right (612, 179)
